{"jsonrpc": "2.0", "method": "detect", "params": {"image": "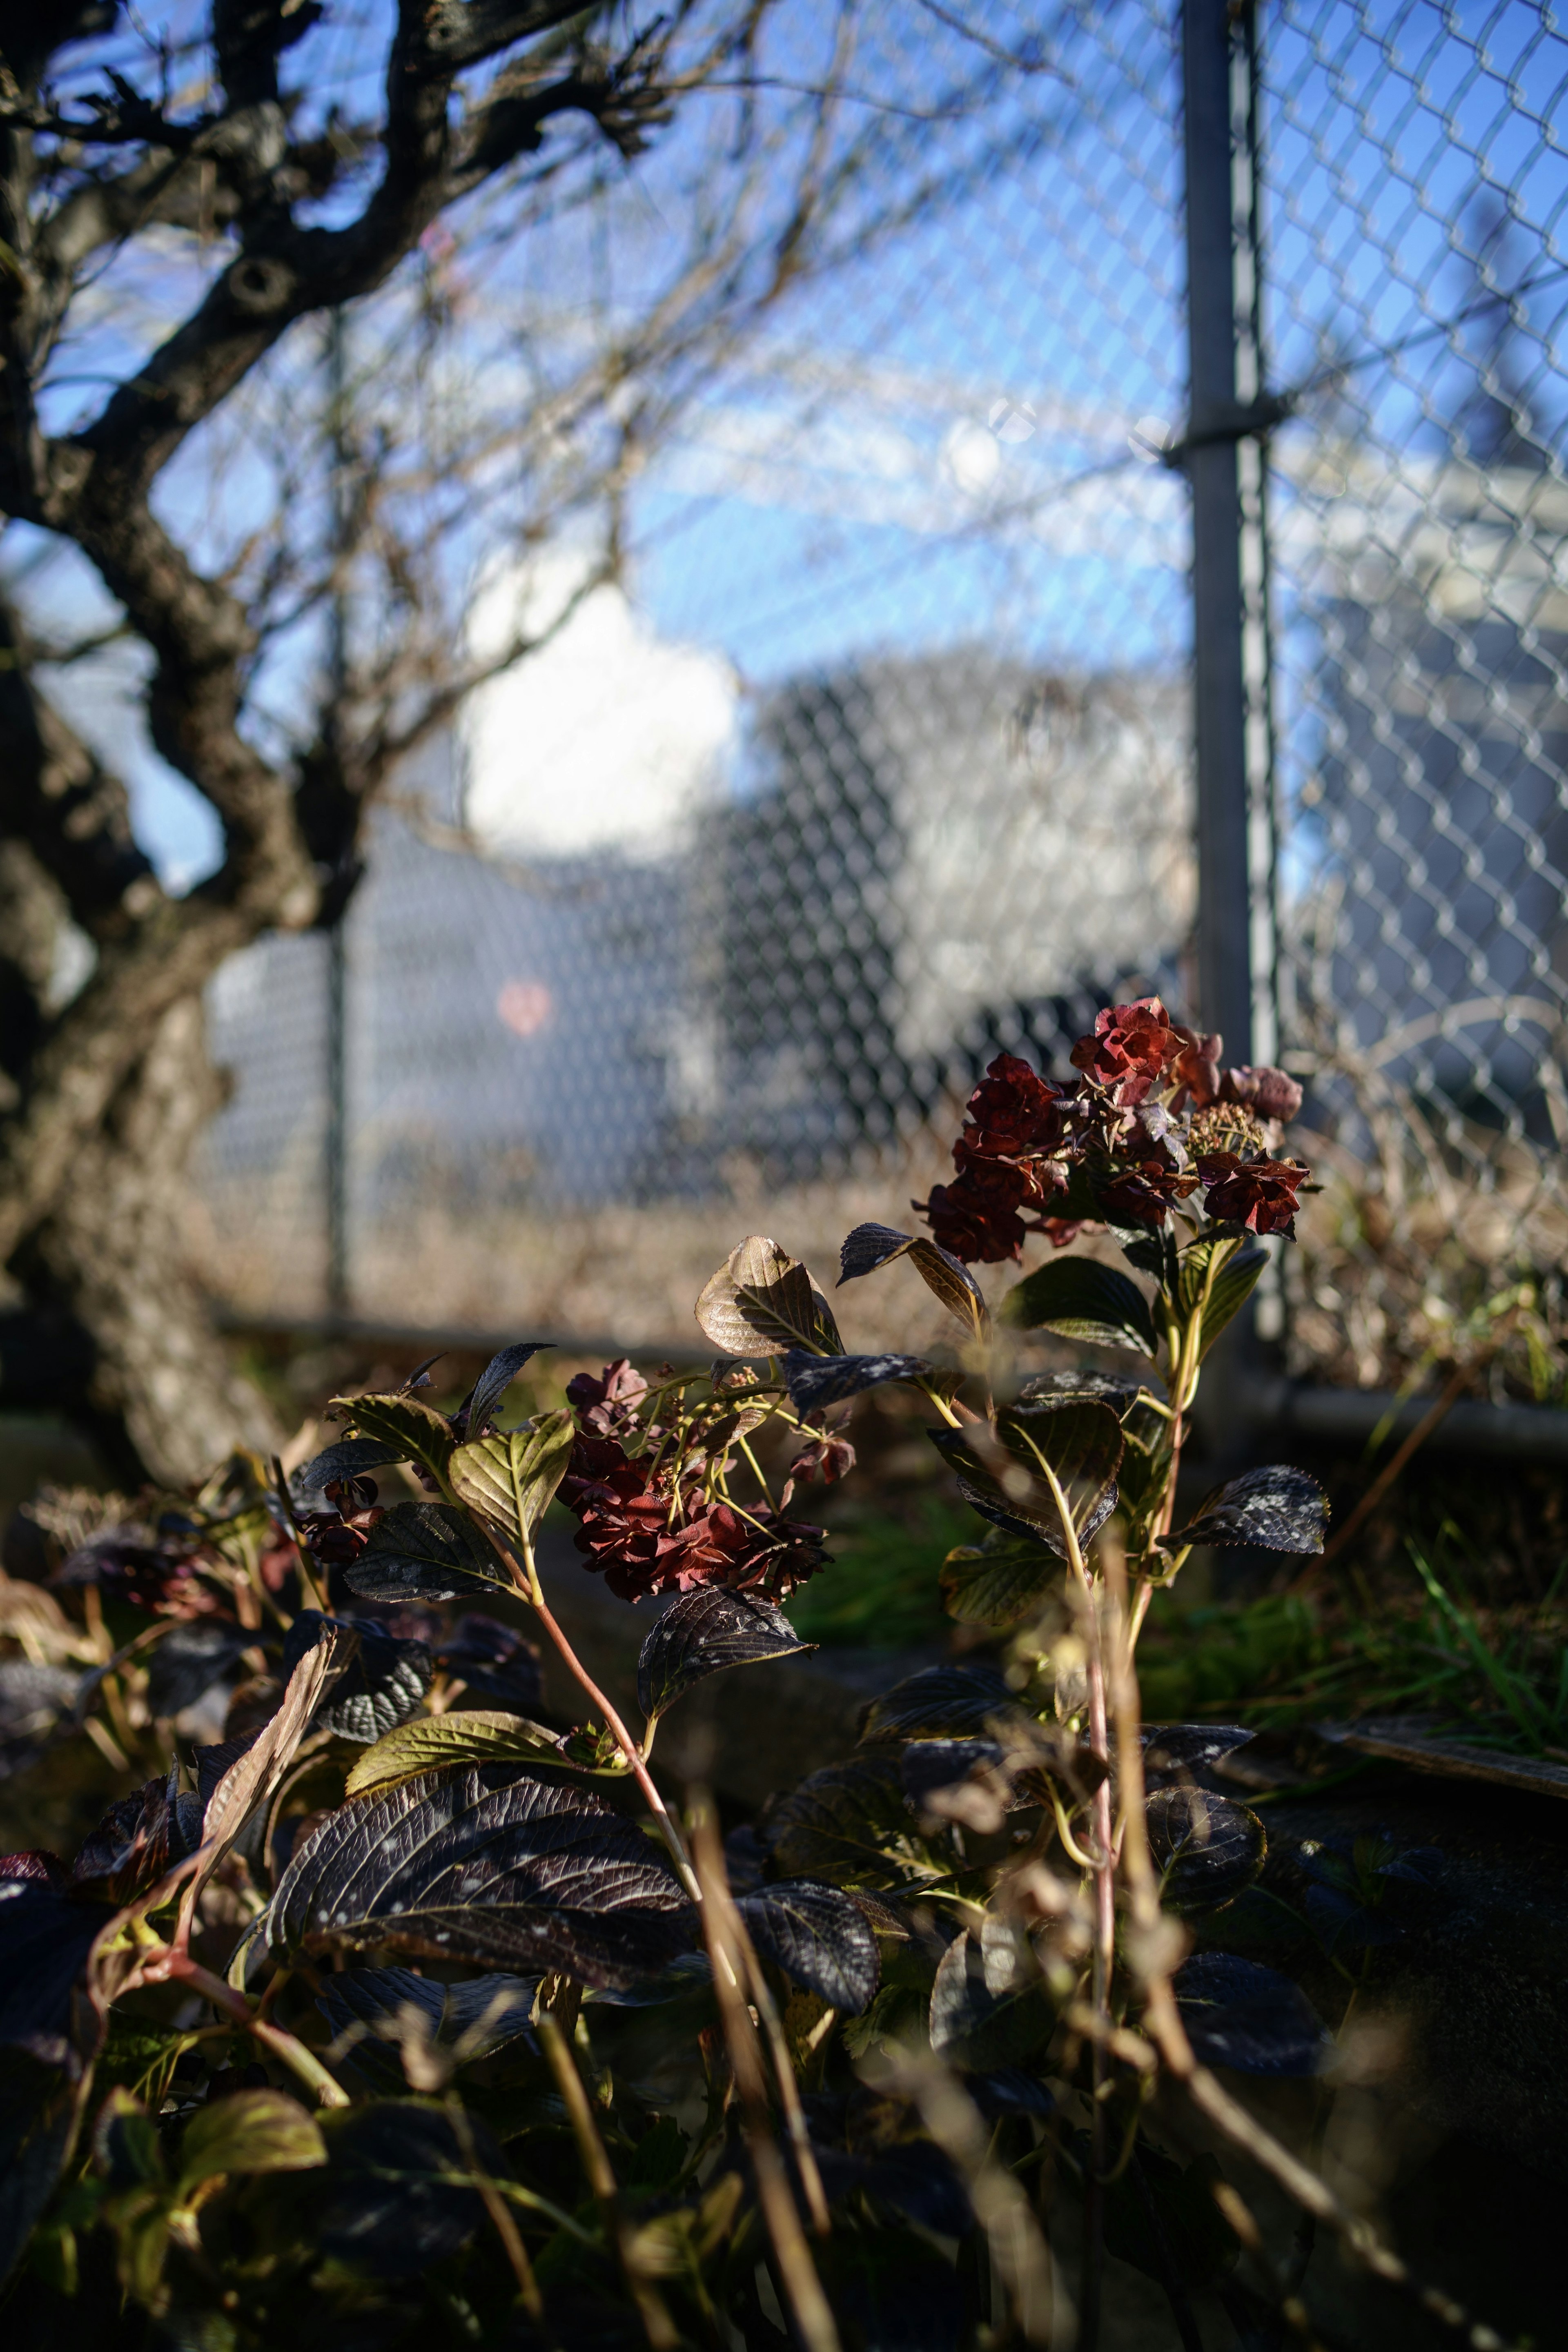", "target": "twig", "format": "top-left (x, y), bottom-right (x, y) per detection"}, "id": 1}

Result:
top-left (144, 1949), bottom-right (349, 2108)
top-left (492, 1525), bottom-right (701, 1903)
top-left (697, 1810), bottom-right (831, 2236)
top-left (445, 2091), bottom-right (544, 2319)
top-left (536, 2011), bottom-right (679, 2350)
top-left (1102, 1550), bottom-right (1524, 2352)
top-left (691, 1809), bottom-right (842, 2352)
